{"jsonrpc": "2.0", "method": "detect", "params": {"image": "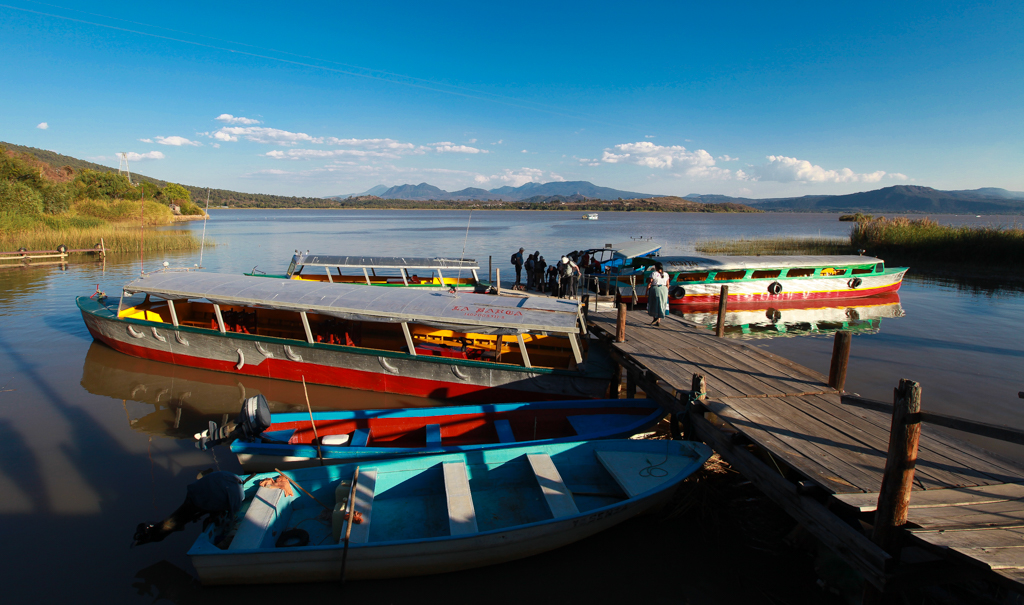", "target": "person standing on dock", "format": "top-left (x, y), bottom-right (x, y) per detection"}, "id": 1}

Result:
top-left (534, 256), bottom-right (547, 293)
top-left (511, 247), bottom-right (524, 288)
top-left (647, 261), bottom-right (670, 326)
top-left (525, 253), bottom-right (536, 289)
